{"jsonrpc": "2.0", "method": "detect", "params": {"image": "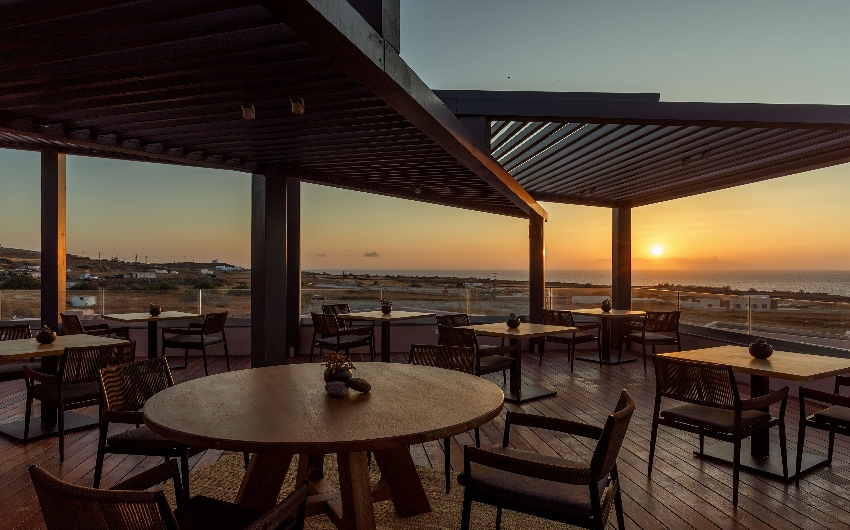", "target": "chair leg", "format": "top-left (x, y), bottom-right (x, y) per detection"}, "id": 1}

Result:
top-left (460, 488), bottom-right (473, 530)
top-left (502, 370), bottom-right (506, 386)
top-left (201, 345), bottom-right (208, 376)
top-left (643, 343), bottom-right (648, 373)
top-left (612, 469), bottom-right (626, 530)
top-left (699, 433), bottom-right (704, 454)
top-left (779, 421), bottom-right (788, 479)
top-left (183, 348), bottom-right (189, 369)
top-left (648, 417), bottom-right (659, 477)
top-left (474, 427), bottom-right (480, 448)
top-left (93, 422), bottom-right (109, 488)
top-left (244, 452), bottom-right (250, 469)
top-left (732, 435), bottom-right (742, 507)
top-left (181, 450), bottom-right (191, 500)
top-left (570, 343), bottom-right (575, 372)
top-left (538, 339), bottom-right (544, 366)
top-left (444, 437), bottom-right (451, 494)
top-left (495, 505), bottom-right (503, 530)
top-left (23, 390), bottom-right (33, 444)
top-left (827, 430), bottom-right (836, 464)
top-left (58, 403), bottom-right (65, 462)
top-left (795, 422), bottom-right (806, 483)
top-left (223, 339), bottom-right (230, 372)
